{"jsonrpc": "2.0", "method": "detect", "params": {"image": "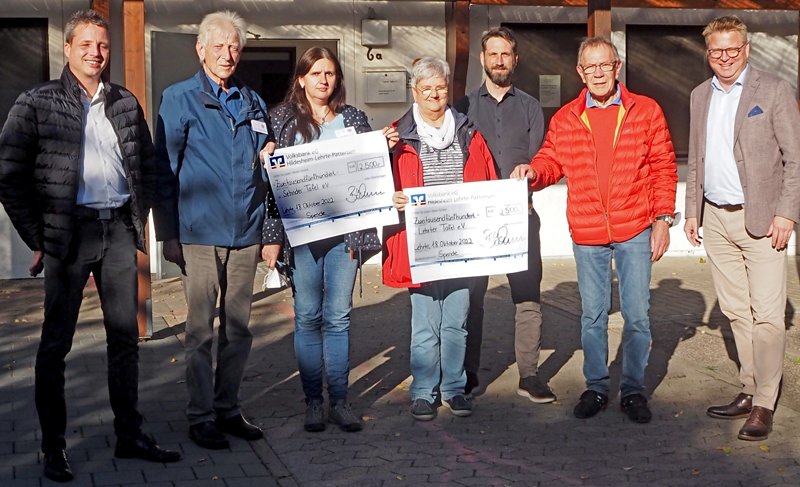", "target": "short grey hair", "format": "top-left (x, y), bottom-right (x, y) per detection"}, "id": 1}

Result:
top-left (411, 56), bottom-right (451, 87)
top-left (577, 36), bottom-right (620, 66)
top-left (197, 10), bottom-right (247, 48)
top-left (65, 10), bottom-right (110, 44)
